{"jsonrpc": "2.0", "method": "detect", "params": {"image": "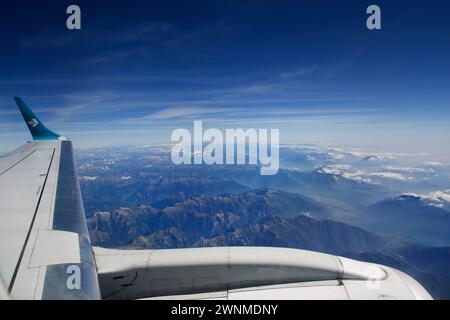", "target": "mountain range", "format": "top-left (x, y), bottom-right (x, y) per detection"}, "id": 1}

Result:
top-left (77, 145), bottom-right (450, 299)
top-left (359, 195), bottom-right (450, 247)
